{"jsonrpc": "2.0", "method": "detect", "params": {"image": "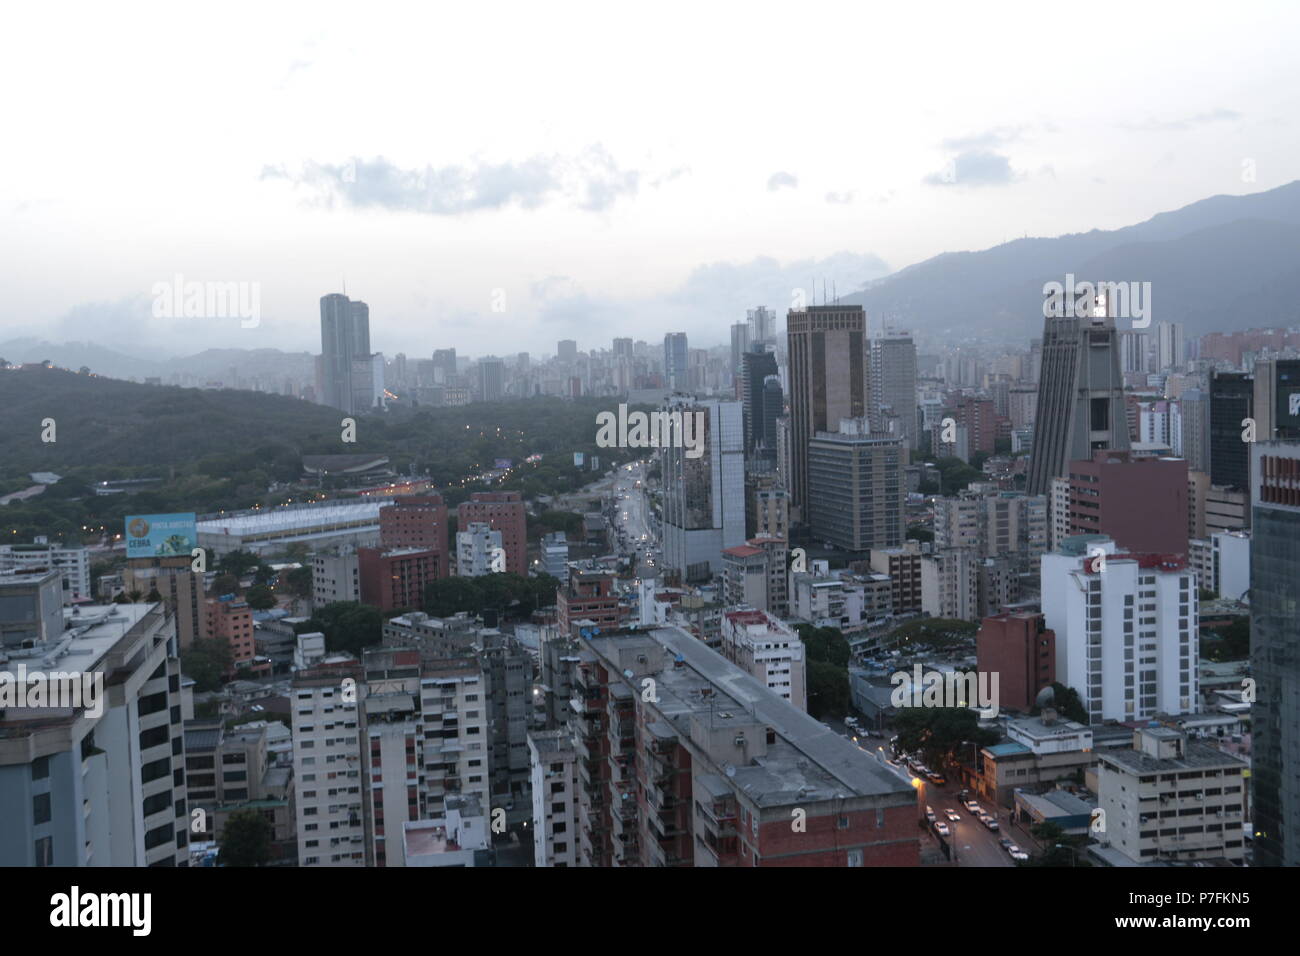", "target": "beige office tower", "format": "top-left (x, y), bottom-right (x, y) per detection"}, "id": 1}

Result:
top-left (123, 556), bottom-right (208, 649)
top-left (786, 304), bottom-right (869, 521)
